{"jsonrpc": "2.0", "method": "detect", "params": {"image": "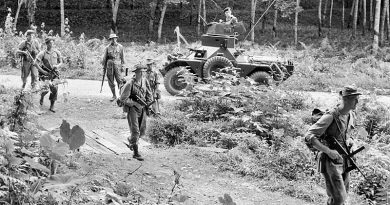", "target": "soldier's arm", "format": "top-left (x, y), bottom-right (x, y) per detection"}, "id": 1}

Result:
top-left (34, 51), bottom-right (49, 75)
top-left (119, 81), bottom-right (132, 102)
top-left (145, 80), bottom-right (153, 104)
top-left (305, 114), bottom-right (342, 160)
top-left (101, 47), bottom-right (108, 66)
top-left (16, 41), bottom-right (26, 56)
top-left (120, 45), bottom-right (125, 65)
